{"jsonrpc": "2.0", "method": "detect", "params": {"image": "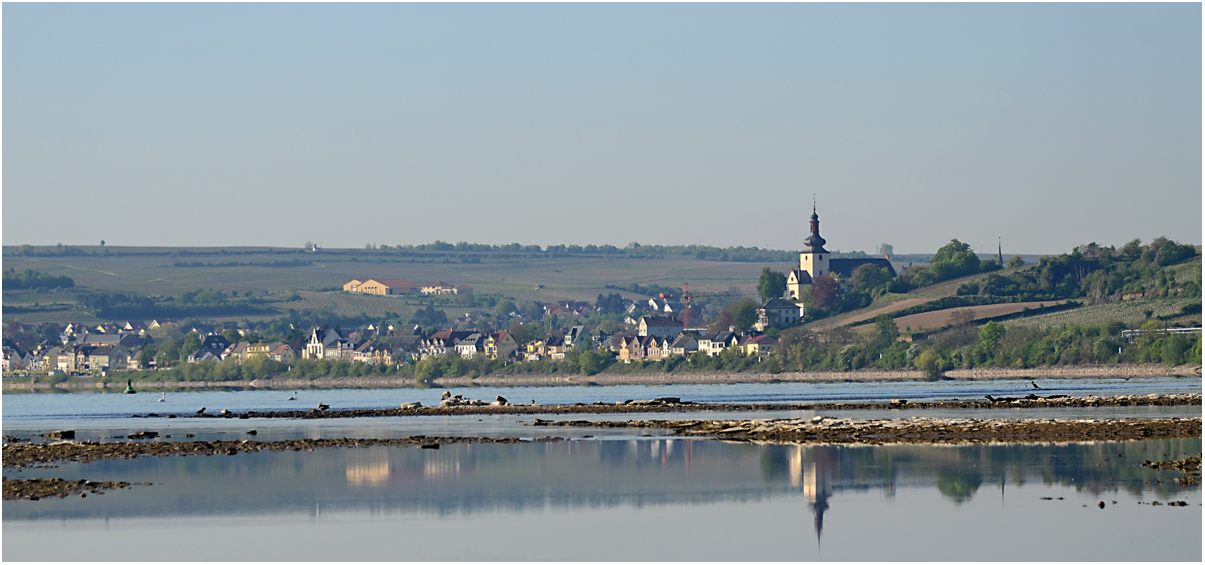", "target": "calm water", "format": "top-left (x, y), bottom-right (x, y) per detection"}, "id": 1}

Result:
top-left (4, 379), bottom-right (1201, 560)
top-left (4, 438), bottom-right (1201, 561)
